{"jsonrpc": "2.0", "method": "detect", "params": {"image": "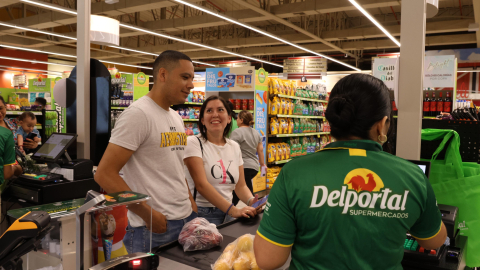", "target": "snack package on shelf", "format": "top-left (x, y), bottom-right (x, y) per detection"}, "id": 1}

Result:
top-left (287, 99), bottom-right (293, 115)
top-left (212, 234), bottom-right (259, 270)
top-left (270, 97), bottom-right (279, 115)
top-left (270, 117), bottom-right (279, 135)
top-left (279, 98), bottom-right (286, 114)
top-left (293, 119), bottom-right (300, 134)
top-left (179, 218), bottom-right (223, 252)
top-left (267, 144), bottom-right (275, 163)
top-left (185, 123), bottom-right (194, 136)
top-left (274, 144), bottom-right (281, 161)
top-left (285, 143), bottom-right (291, 159)
top-left (279, 118), bottom-right (288, 134)
top-left (287, 118), bottom-right (294, 134)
